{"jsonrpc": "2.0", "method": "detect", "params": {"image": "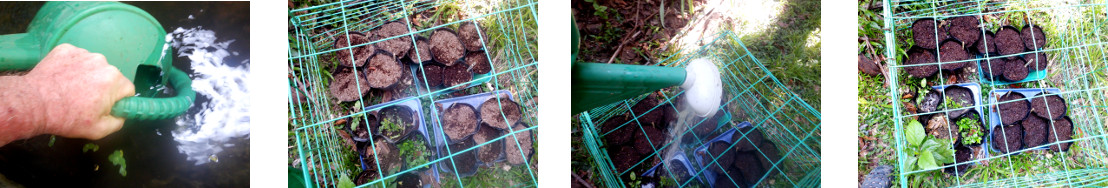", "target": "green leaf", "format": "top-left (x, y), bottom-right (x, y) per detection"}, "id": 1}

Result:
top-left (904, 155), bottom-right (918, 172)
top-left (337, 173), bottom-right (355, 188)
top-left (906, 120), bottom-right (925, 147)
top-left (48, 136), bottom-right (56, 147)
top-left (918, 151), bottom-right (937, 170)
top-left (108, 150), bottom-right (127, 177)
top-left (83, 143), bottom-right (100, 153)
